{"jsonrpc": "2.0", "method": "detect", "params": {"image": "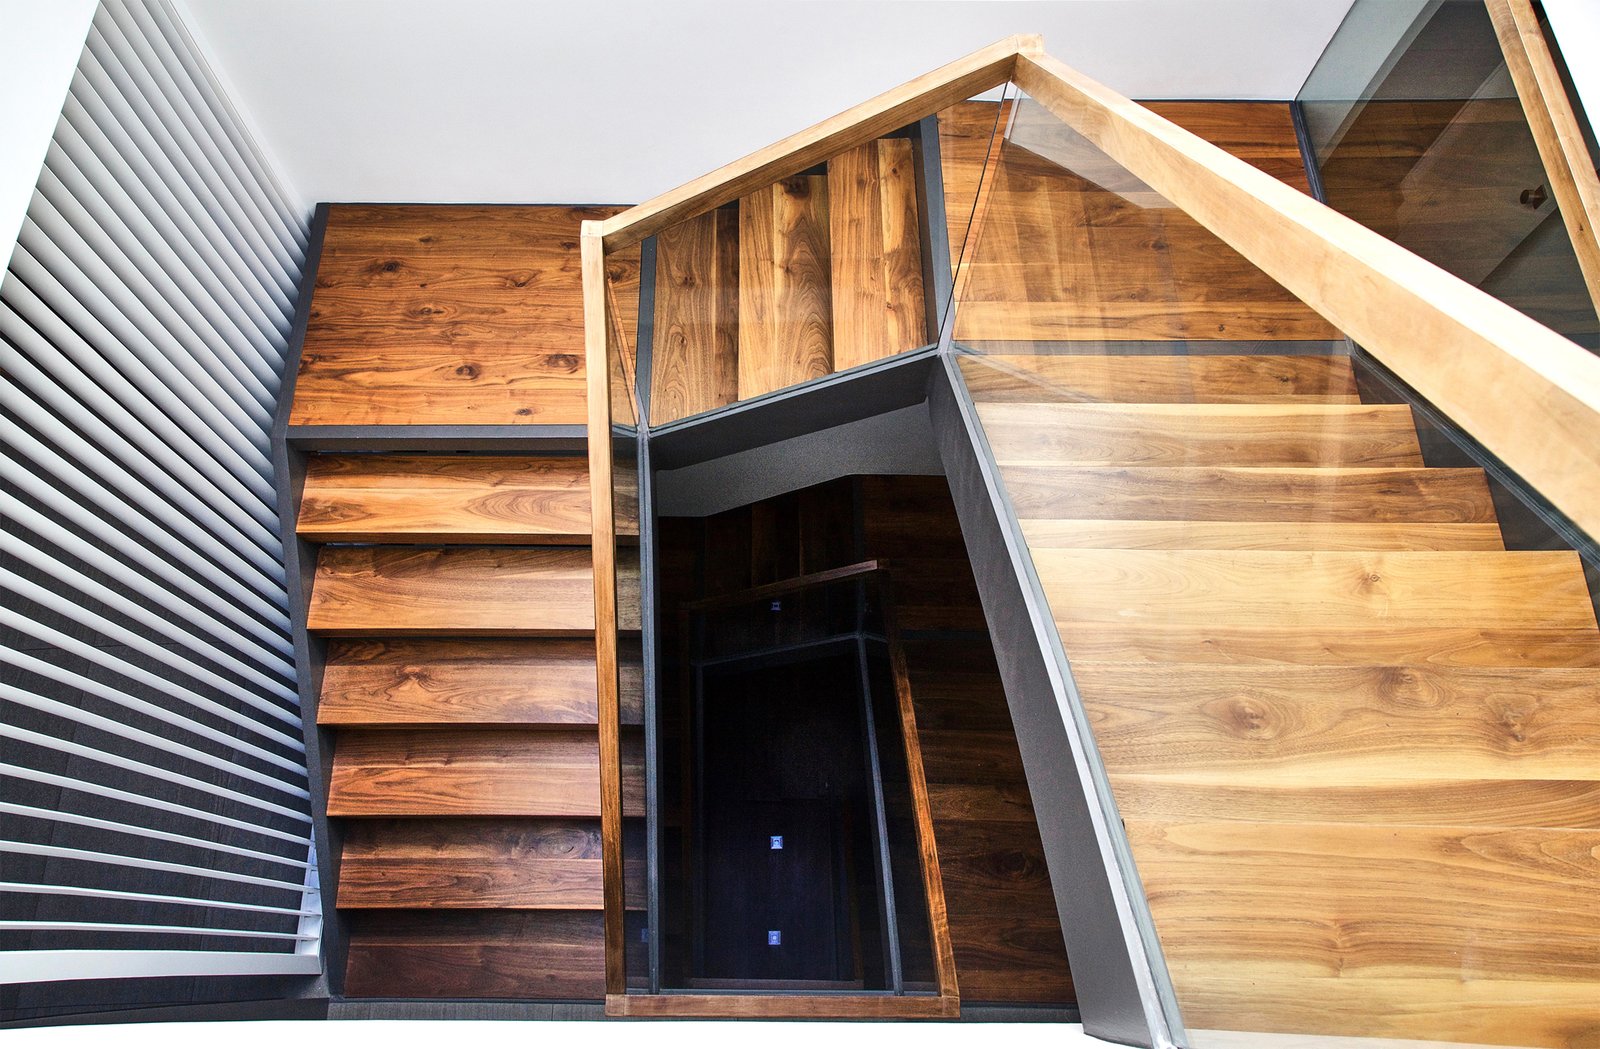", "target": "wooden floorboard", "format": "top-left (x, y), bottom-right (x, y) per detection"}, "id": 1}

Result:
top-left (1020, 518), bottom-right (1506, 551)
